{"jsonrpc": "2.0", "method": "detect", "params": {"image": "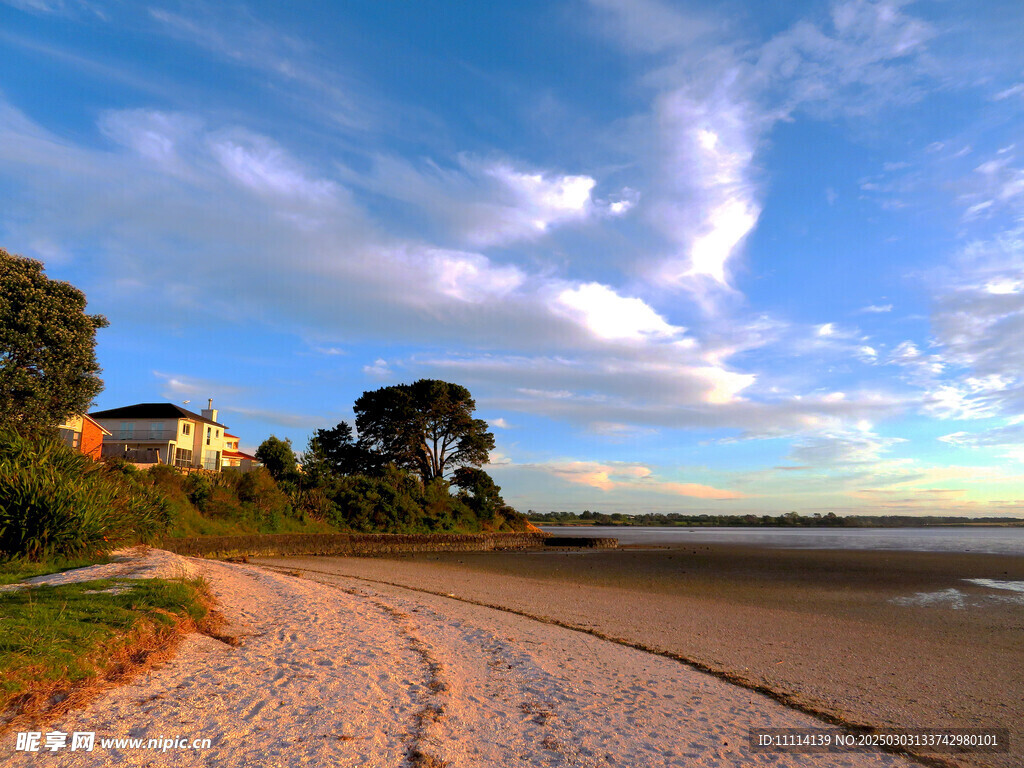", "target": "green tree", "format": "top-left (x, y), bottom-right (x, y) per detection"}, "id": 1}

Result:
top-left (353, 379), bottom-right (495, 481)
top-left (303, 421), bottom-right (369, 478)
top-left (453, 467), bottom-right (506, 522)
top-left (0, 248), bottom-right (109, 428)
top-left (255, 435), bottom-right (296, 480)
